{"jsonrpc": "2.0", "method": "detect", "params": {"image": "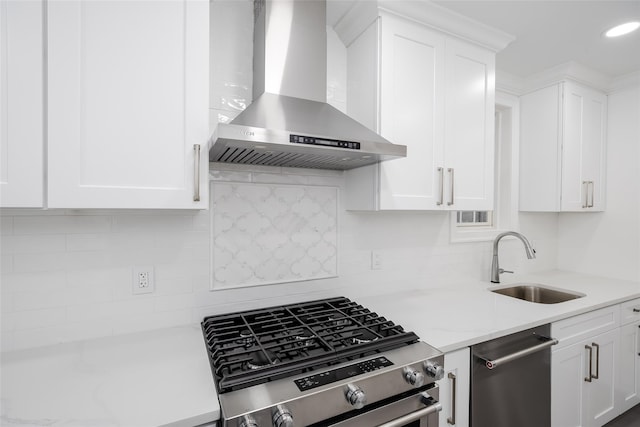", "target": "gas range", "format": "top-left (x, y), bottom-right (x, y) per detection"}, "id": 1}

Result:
top-left (201, 297), bottom-right (444, 427)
